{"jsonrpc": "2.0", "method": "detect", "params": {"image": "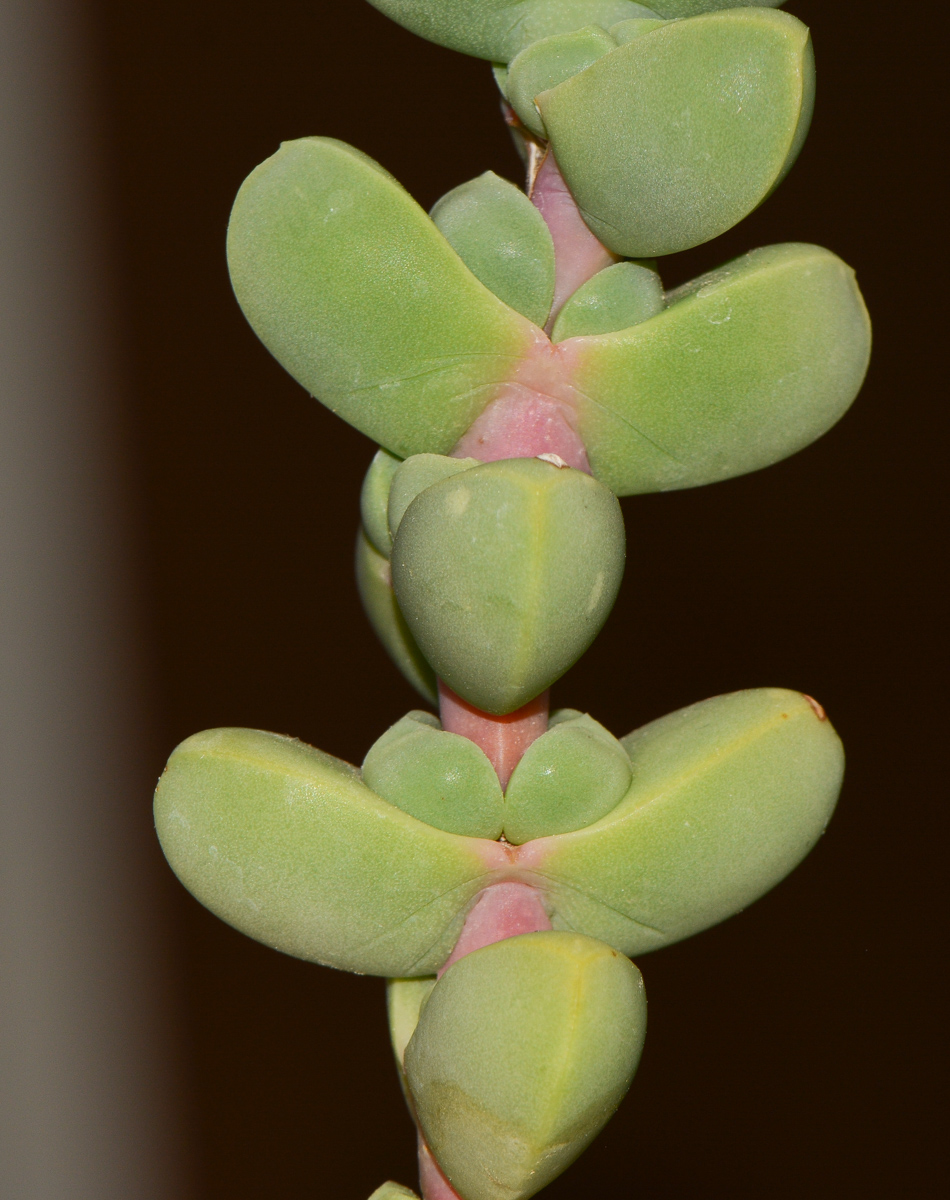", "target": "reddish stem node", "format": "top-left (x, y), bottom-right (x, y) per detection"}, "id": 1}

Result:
top-left (438, 882), bottom-right (551, 978)
top-left (419, 1135), bottom-right (463, 1200)
top-left (529, 150), bottom-right (619, 331)
top-left (438, 681), bottom-right (549, 790)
